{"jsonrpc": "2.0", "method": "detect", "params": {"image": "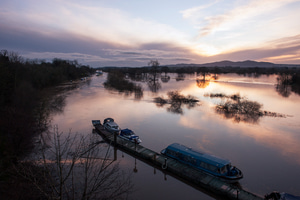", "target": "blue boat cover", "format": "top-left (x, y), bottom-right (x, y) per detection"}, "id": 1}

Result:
top-left (166, 143), bottom-right (231, 167)
top-left (121, 128), bottom-right (133, 135)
